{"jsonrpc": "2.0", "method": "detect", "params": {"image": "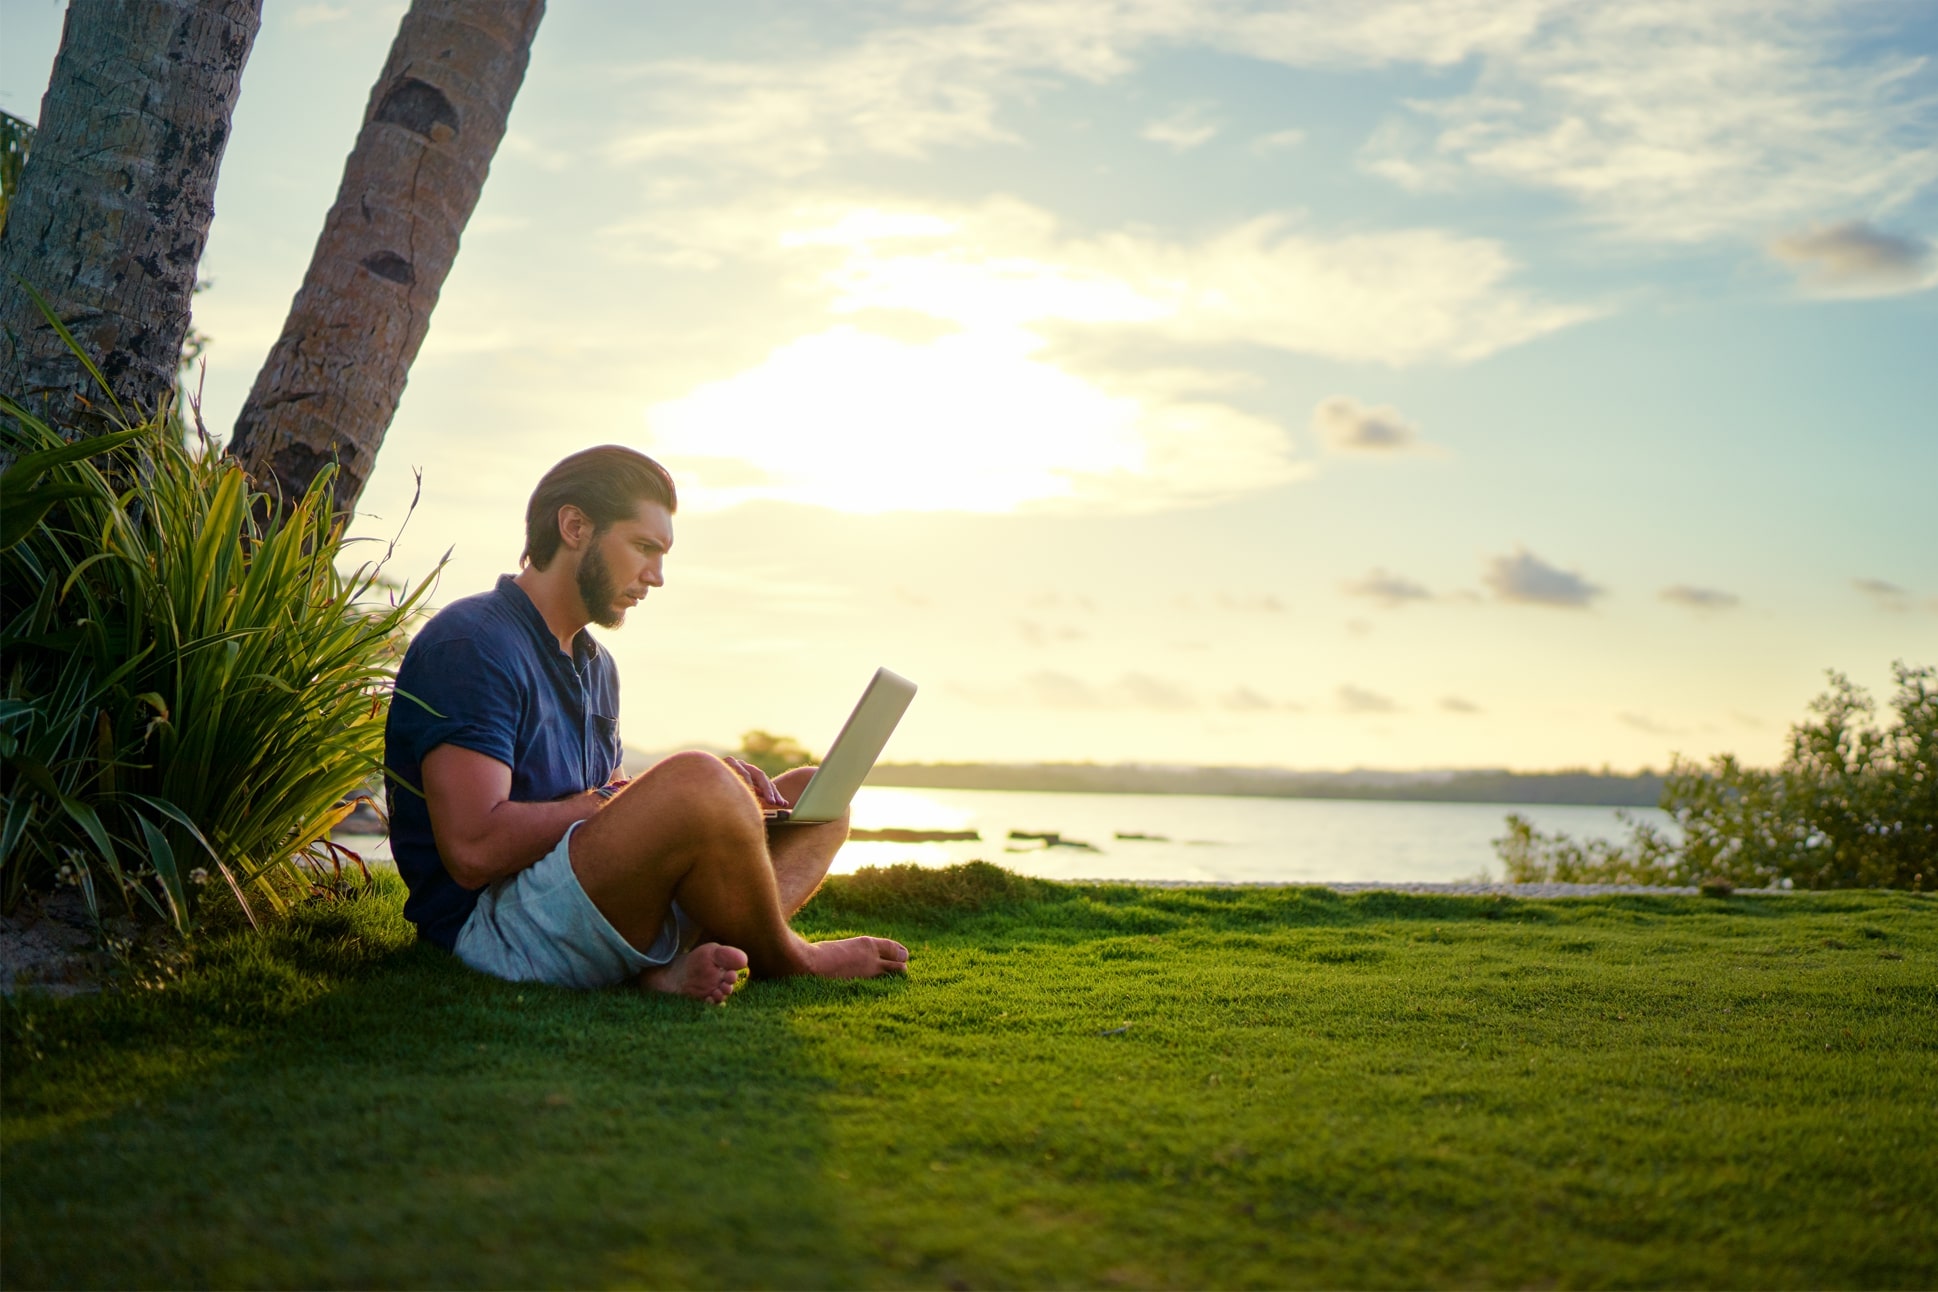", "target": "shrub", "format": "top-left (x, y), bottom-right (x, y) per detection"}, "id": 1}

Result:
top-left (1, 376), bottom-right (437, 935)
top-left (1494, 810), bottom-right (1685, 886)
top-left (1497, 663), bottom-right (1936, 890)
